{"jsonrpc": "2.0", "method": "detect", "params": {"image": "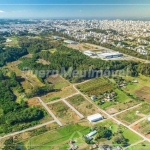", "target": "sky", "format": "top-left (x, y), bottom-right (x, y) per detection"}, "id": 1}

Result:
top-left (0, 0), bottom-right (150, 19)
